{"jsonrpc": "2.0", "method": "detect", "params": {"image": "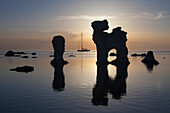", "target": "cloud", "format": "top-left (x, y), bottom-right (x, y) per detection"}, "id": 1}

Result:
top-left (54, 15), bottom-right (116, 20)
top-left (128, 11), bottom-right (170, 20)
